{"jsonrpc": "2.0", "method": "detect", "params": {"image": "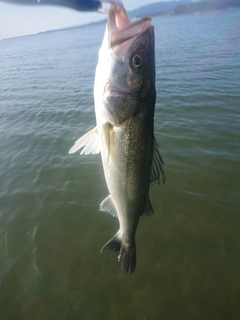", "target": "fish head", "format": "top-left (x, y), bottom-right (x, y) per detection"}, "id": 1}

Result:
top-left (94, 3), bottom-right (156, 126)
